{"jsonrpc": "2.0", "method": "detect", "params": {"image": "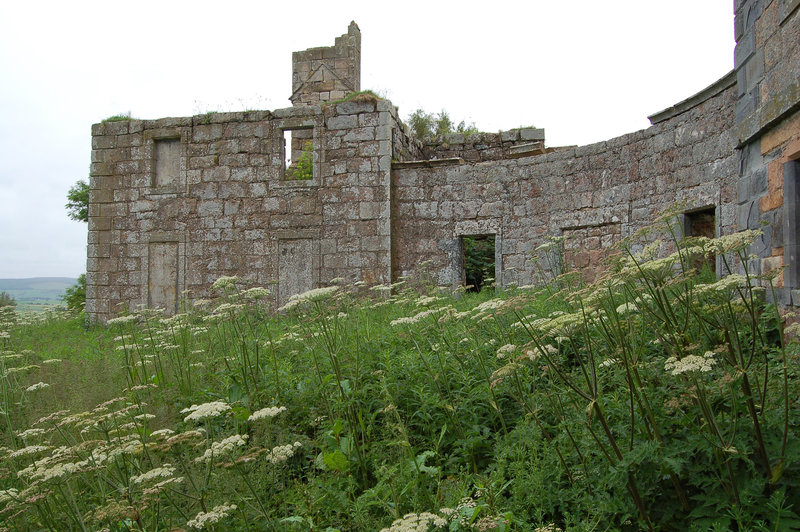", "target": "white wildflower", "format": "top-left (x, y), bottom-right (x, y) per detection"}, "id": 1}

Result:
top-left (186, 503), bottom-right (237, 529)
top-left (17, 427), bottom-right (48, 439)
top-left (181, 401), bottom-right (231, 422)
top-left (248, 406), bottom-right (287, 422)
top-left (107, 315), bottom-right (136, 325)
top-left (0, 488), bottom-right (18, 503)
top-left (131, 465), bottom-right (176, 484)
top-left (9, 445), bottom-right (50, 458)
top-left (211, 276), bottom-right (240, 291)
top-left (415, 295), bottom-right (438, 307)
top-left (195, 434), bottom-right (248, 463)
top-left (265, 441), bottom-right (302, 464)
top-left (25, 382), bottom-right (49, 392)
top-left (243, 287), bottom-right (271, 299)
top-left (390, 307), bottom-right (446, 326)
top-left (664, 351), bottom-right (716, 376)
top-left (472, 299), bottom-right (505, 314)
top-left (380, 512), bottom-right (448, 532)
top-left (496, 344), bottom-right (516, 359)
top-left (278, 286), bottom-right (340, 312)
